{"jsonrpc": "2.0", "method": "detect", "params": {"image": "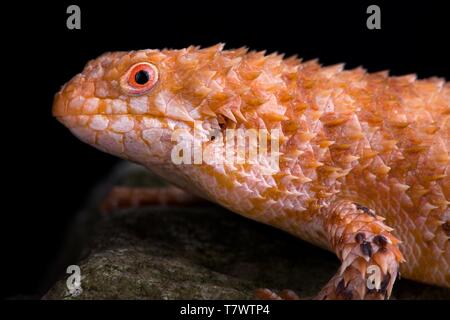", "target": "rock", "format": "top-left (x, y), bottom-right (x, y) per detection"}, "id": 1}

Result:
top-left (43, 163), bottom-right (450, 300)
